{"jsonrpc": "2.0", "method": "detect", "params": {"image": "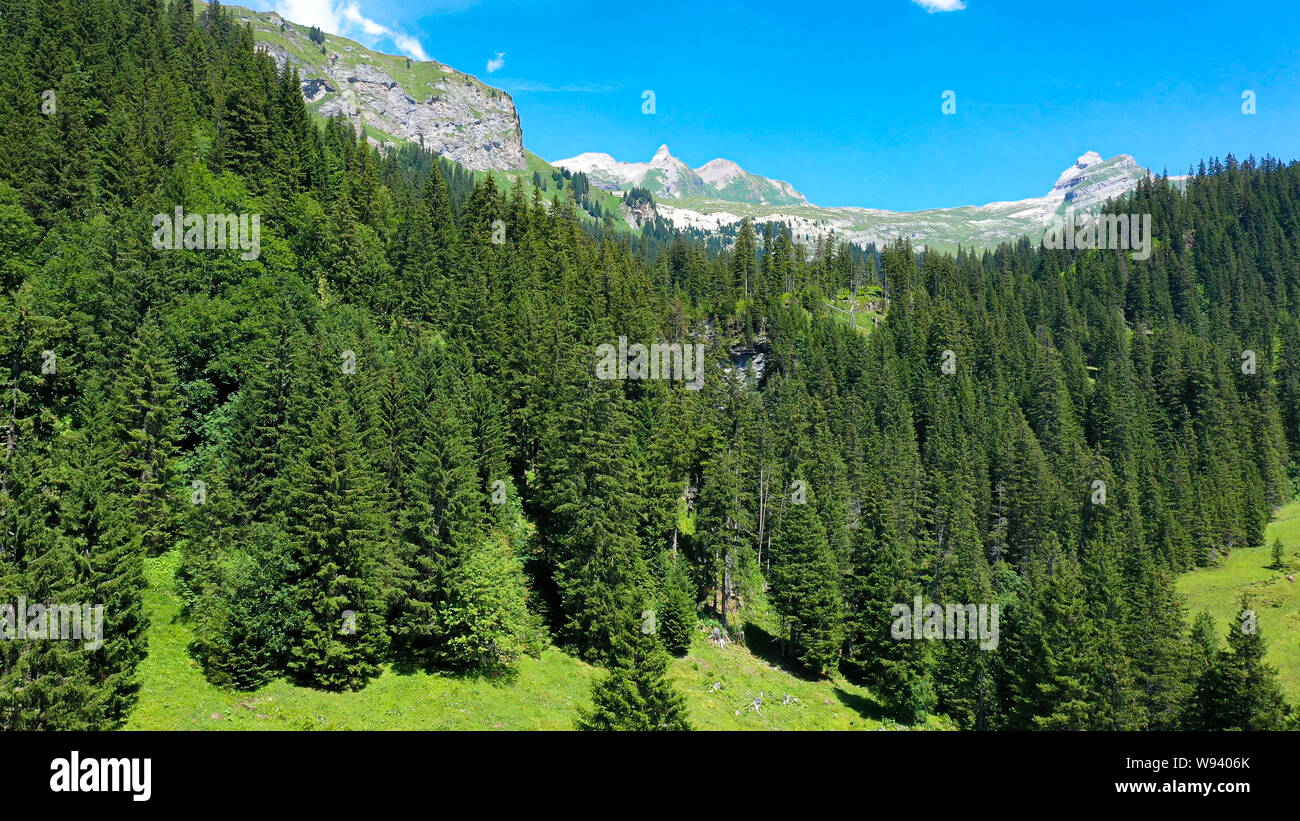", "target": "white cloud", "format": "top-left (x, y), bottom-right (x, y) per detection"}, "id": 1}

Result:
top-left (276, 0), bottom-right (342, 31)
top-left (392, 34), bottom-right (430, 61)
top-left (274, 0), bottom-right (430, 61)
top-left (911, 0), bottom-right (967, 11)
top-left (499, 80), bottom-right (616, 94)
top-left (345, 8), bottom-right (389, 37)
top-left (486, 52), bottom-right (506, 73)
